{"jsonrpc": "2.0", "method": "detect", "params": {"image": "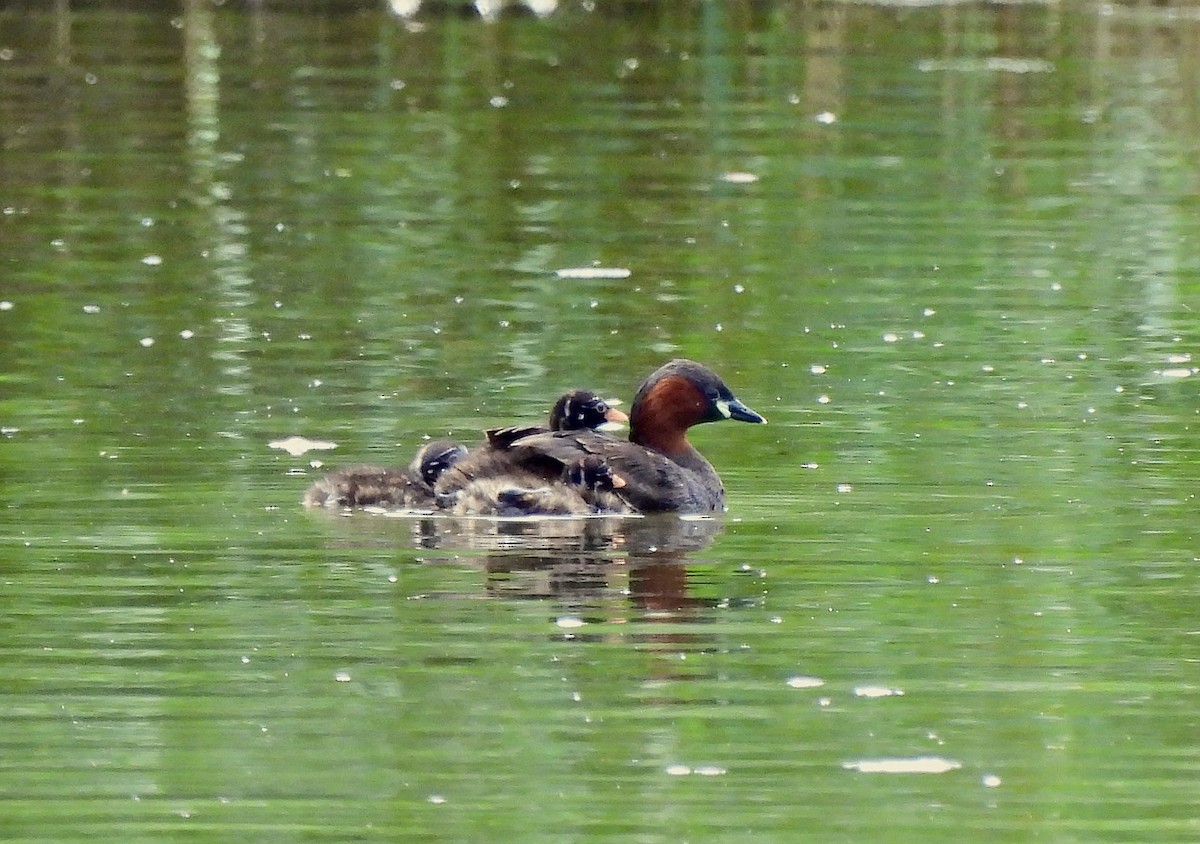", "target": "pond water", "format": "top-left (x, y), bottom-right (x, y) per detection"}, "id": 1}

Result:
top-left (3, 1), bottom-right (1199, 841)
